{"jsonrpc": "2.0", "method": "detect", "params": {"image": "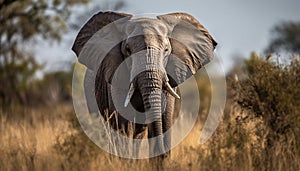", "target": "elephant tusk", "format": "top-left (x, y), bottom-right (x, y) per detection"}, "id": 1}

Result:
top-left (124, 83), bottom-right (135, 107)
top-left (165, 82), bottom-right (180, 99)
